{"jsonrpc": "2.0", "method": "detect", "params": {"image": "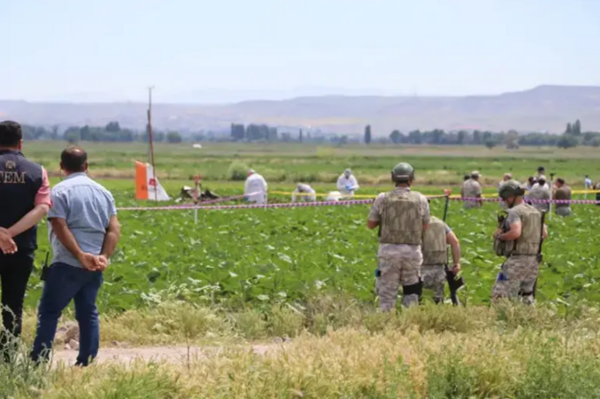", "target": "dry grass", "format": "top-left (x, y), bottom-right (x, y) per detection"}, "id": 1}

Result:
top-left (22, 326), bottom-right (600, 398)
top-left (6, 300), bottom-right (600, 398)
